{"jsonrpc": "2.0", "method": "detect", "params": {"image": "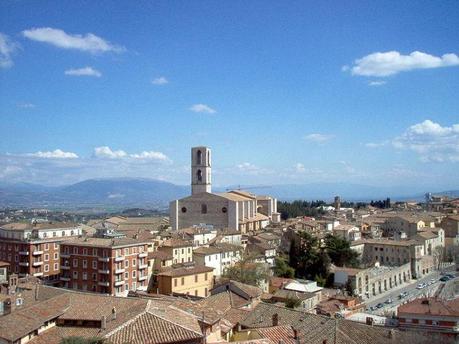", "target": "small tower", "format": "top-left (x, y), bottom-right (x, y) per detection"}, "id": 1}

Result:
top-left (191, 146), bottom-right (211, 194)
top-left (334, 196), bottom-right (341, 211)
